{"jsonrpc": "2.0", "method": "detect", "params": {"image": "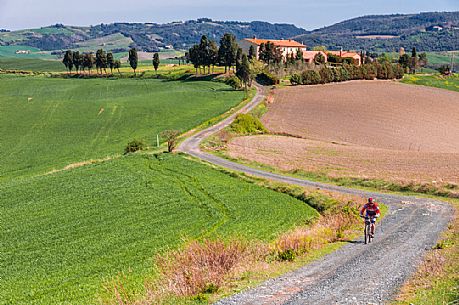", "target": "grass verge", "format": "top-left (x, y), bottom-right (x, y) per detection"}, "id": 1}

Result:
top-left (401, 73), bottom-right (459, 92)
top-left (393, 198), bottom-right (458, 305)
